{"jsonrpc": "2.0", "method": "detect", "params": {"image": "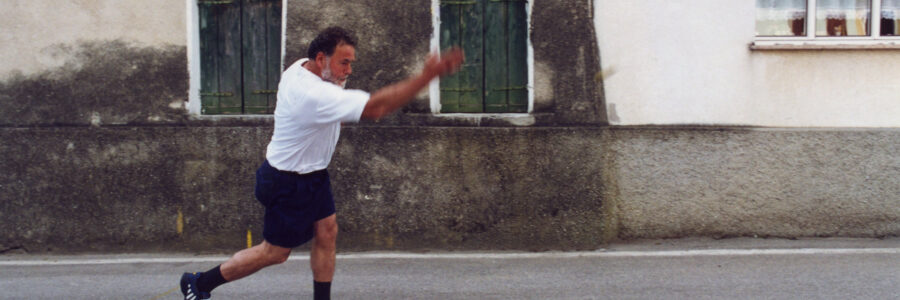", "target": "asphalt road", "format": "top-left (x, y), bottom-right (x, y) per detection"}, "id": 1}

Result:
top-left (1, 238), bottom-right (898, 299)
